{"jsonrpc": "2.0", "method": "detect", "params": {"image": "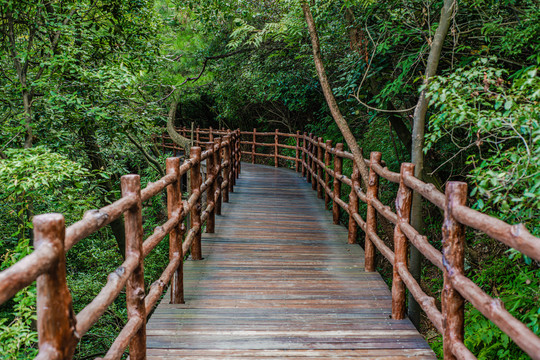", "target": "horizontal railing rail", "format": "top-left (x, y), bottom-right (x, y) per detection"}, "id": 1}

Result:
top-left (0, 130), bottom-right (242, 360)
top-left (173, 126), bottom-right (540, 360)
